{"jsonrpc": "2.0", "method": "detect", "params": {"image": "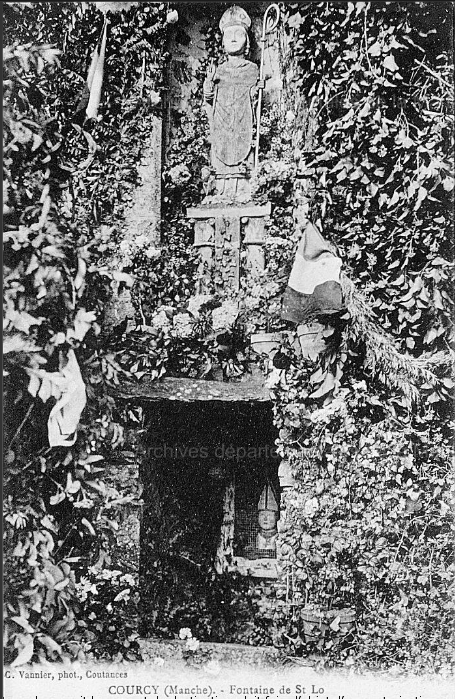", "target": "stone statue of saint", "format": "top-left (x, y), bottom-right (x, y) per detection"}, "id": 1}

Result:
top-left (203, 5), bottom-right (260, 203)
top-left (256, 483), bottom-right (279, 552)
